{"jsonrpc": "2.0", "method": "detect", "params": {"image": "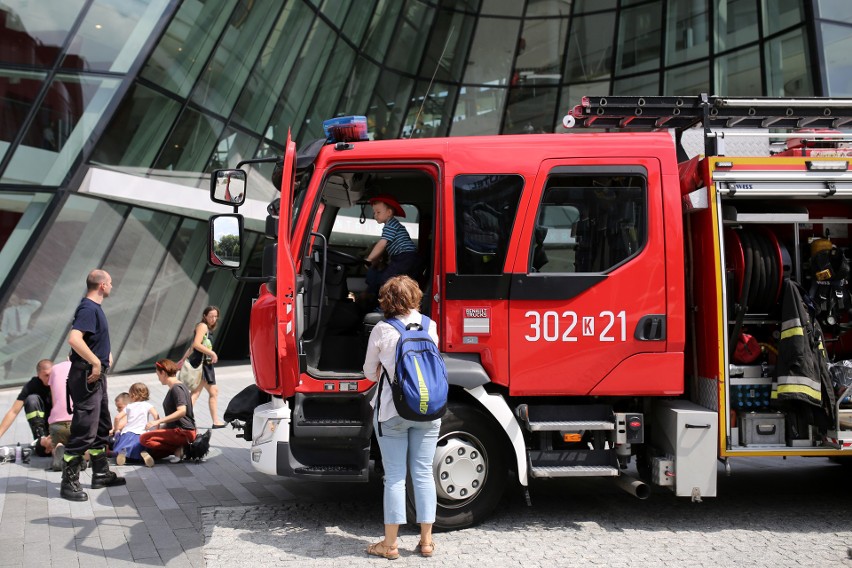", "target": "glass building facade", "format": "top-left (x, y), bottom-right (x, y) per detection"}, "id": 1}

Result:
top-left (0, 0), bottom-right (849, 384)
